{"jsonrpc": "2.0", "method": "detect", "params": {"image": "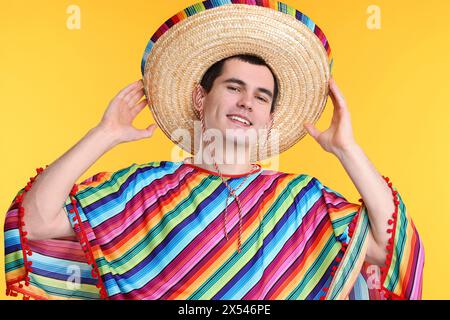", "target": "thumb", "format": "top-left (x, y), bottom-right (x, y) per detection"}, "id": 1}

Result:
top-left (138, 124), bottom-right (157, 139)
top-left (303, 122), bottom-right (321, 141)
